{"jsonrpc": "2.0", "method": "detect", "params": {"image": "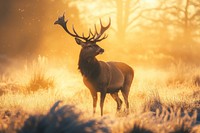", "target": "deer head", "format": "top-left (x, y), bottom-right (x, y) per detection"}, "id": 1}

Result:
top-left (54, 14), bottom-right (111, 58)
